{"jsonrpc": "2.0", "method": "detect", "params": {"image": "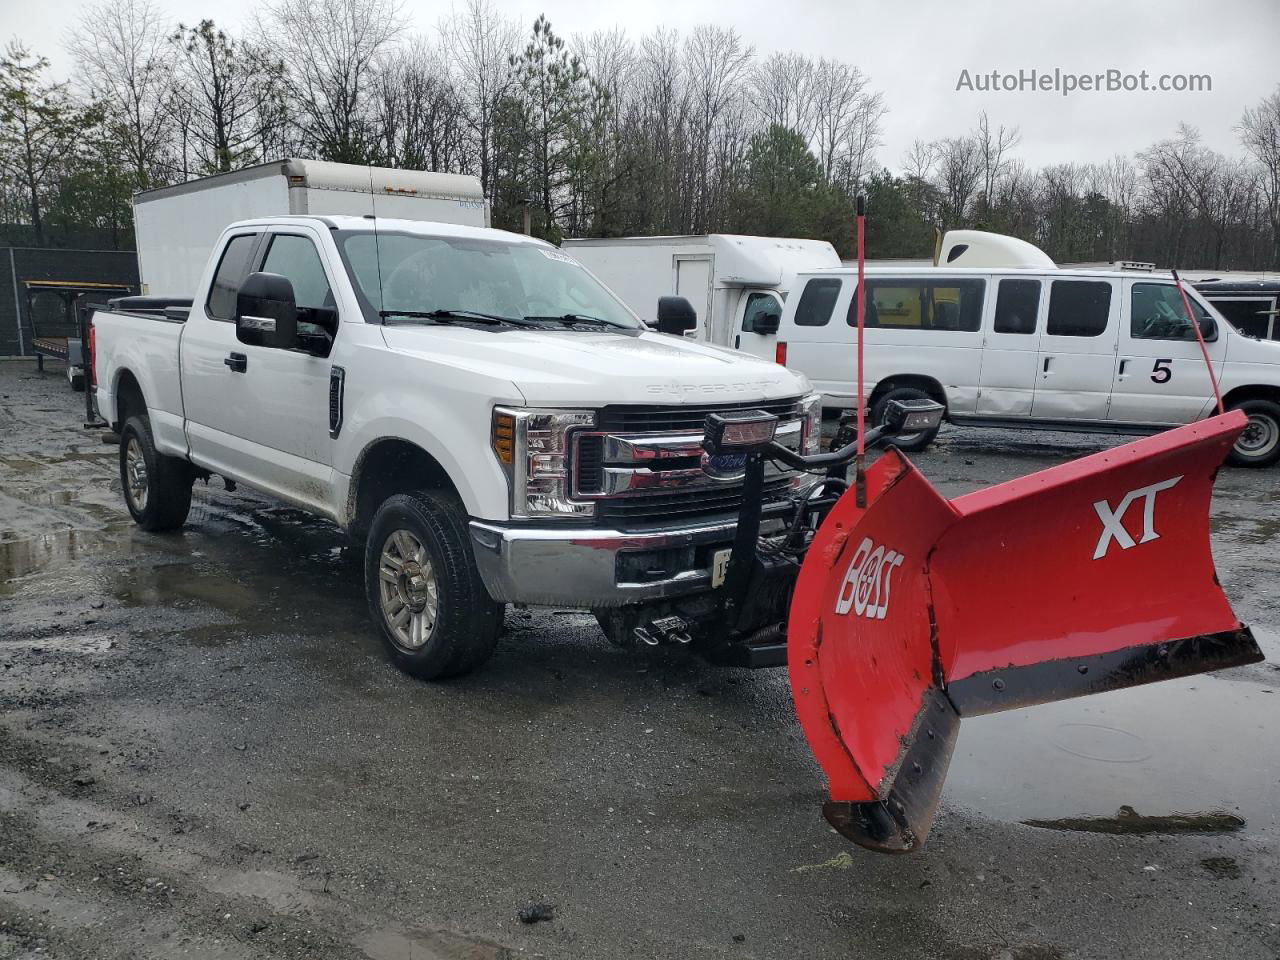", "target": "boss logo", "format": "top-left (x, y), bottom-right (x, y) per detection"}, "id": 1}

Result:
top-left (835, 537), bottom-right (904, 619)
